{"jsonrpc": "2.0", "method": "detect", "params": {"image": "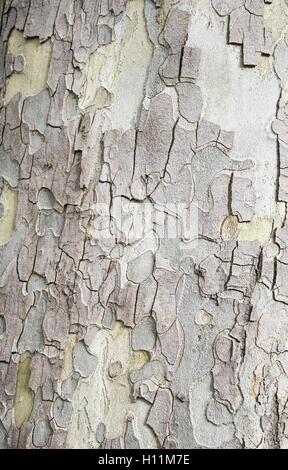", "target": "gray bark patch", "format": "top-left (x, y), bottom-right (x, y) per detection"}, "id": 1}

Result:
top-left (127, 250), bottom-right (154, 284)
top-left (132, 316), bottom-right (156, 351)
top-left (72, 341), bottom-right (98, 377)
